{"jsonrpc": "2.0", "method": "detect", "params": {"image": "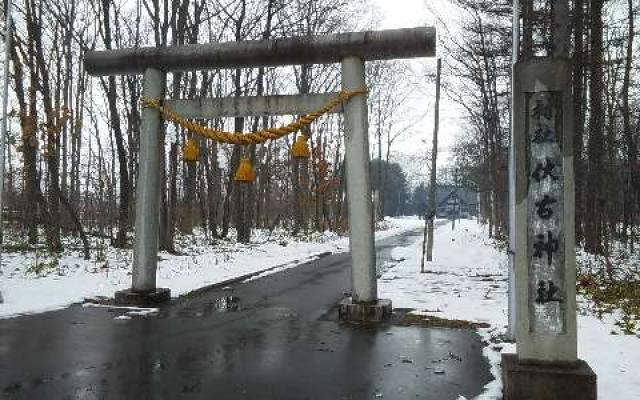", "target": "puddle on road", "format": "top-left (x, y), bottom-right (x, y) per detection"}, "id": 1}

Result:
top-left (171, 296), bottom-right (242, 318)
top-left (213, 296), bottom-right (240, 312)
top-left (84, 293), bottom-right (244, 321)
